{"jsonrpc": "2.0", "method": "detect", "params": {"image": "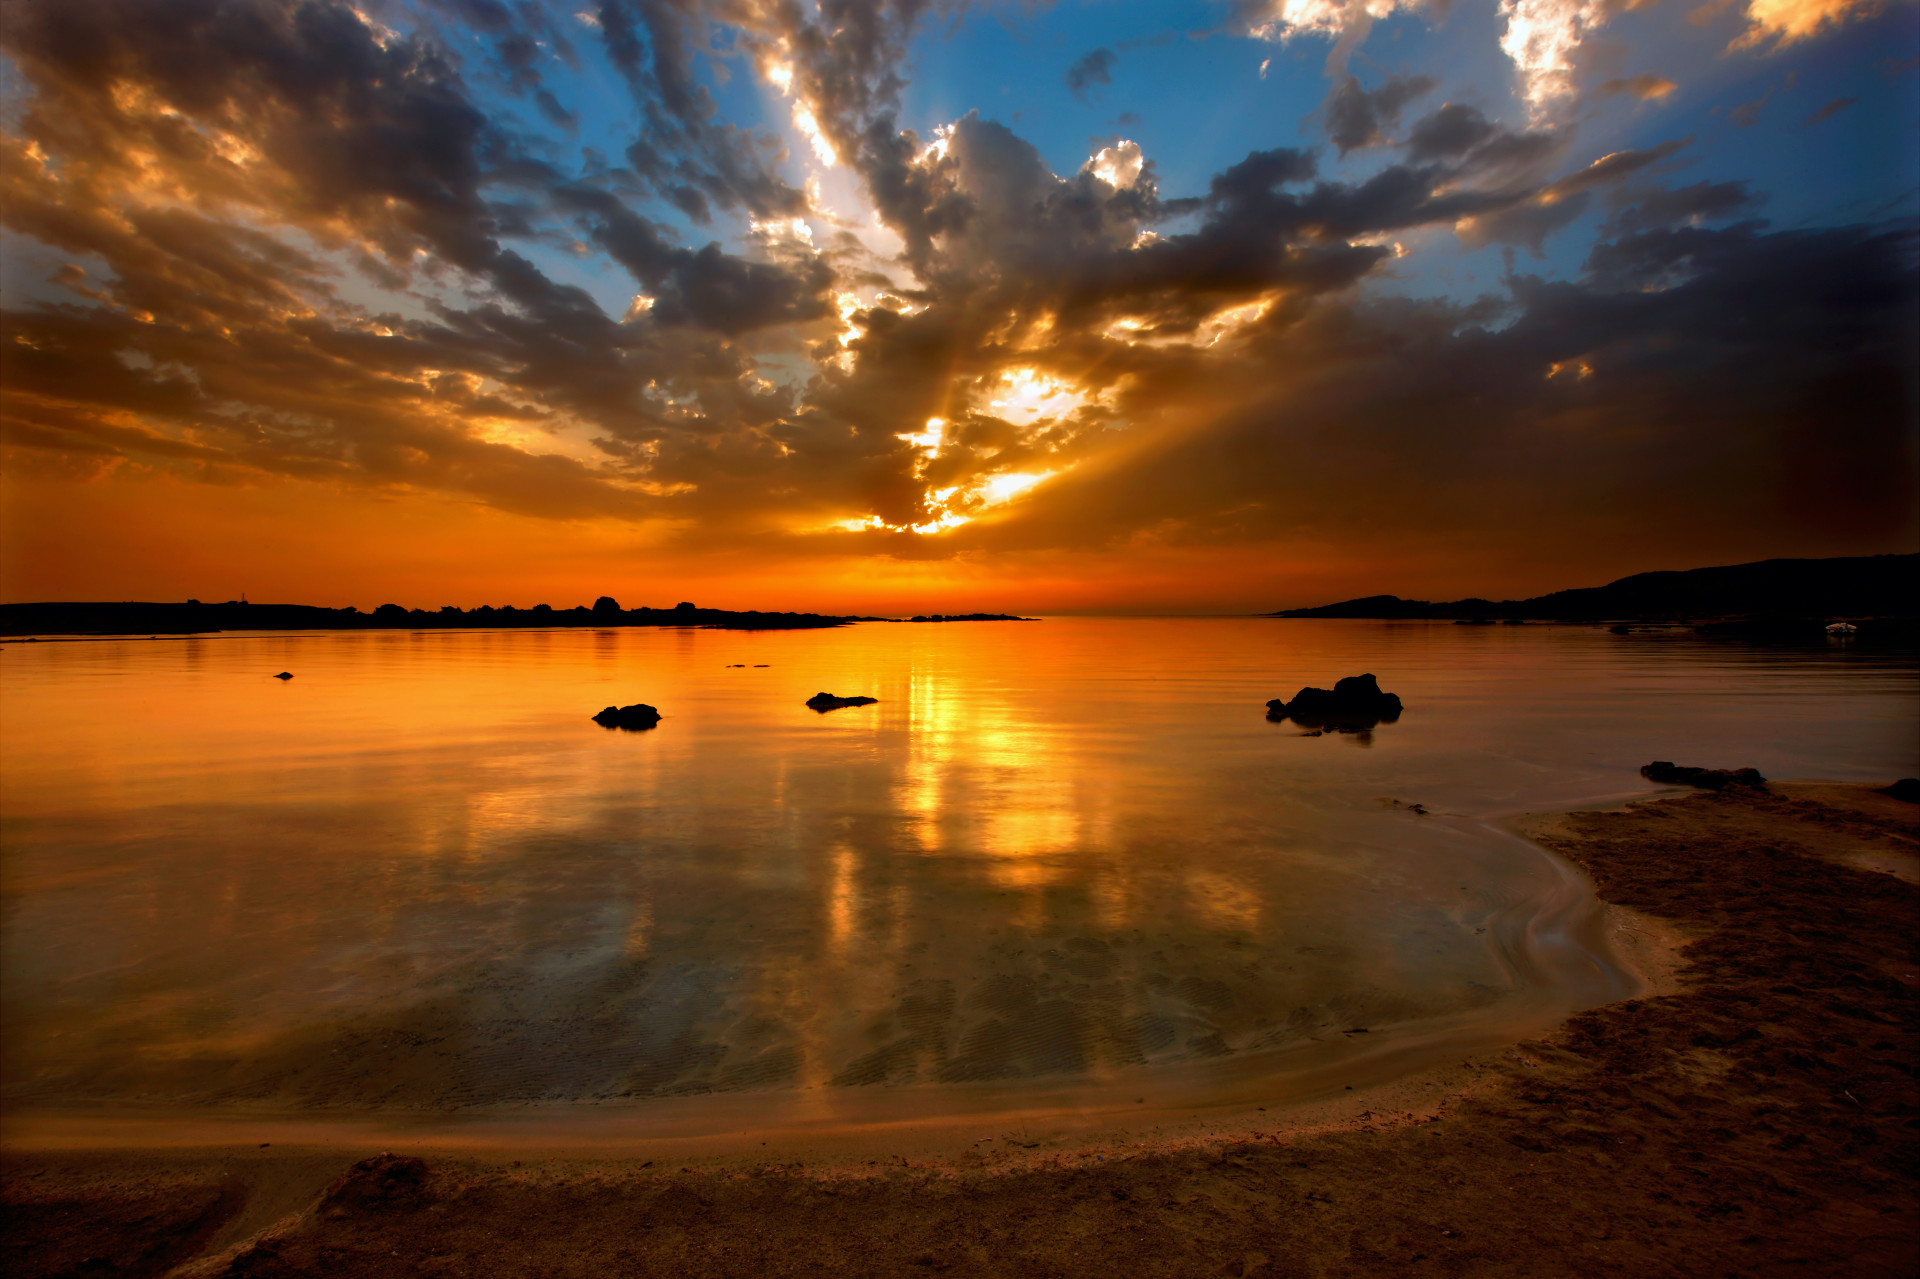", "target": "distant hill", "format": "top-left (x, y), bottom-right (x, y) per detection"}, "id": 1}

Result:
top-left (1270, 554), bottom-right (1919, 621)
top-left (0, 599), bottom-right (872, 636)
